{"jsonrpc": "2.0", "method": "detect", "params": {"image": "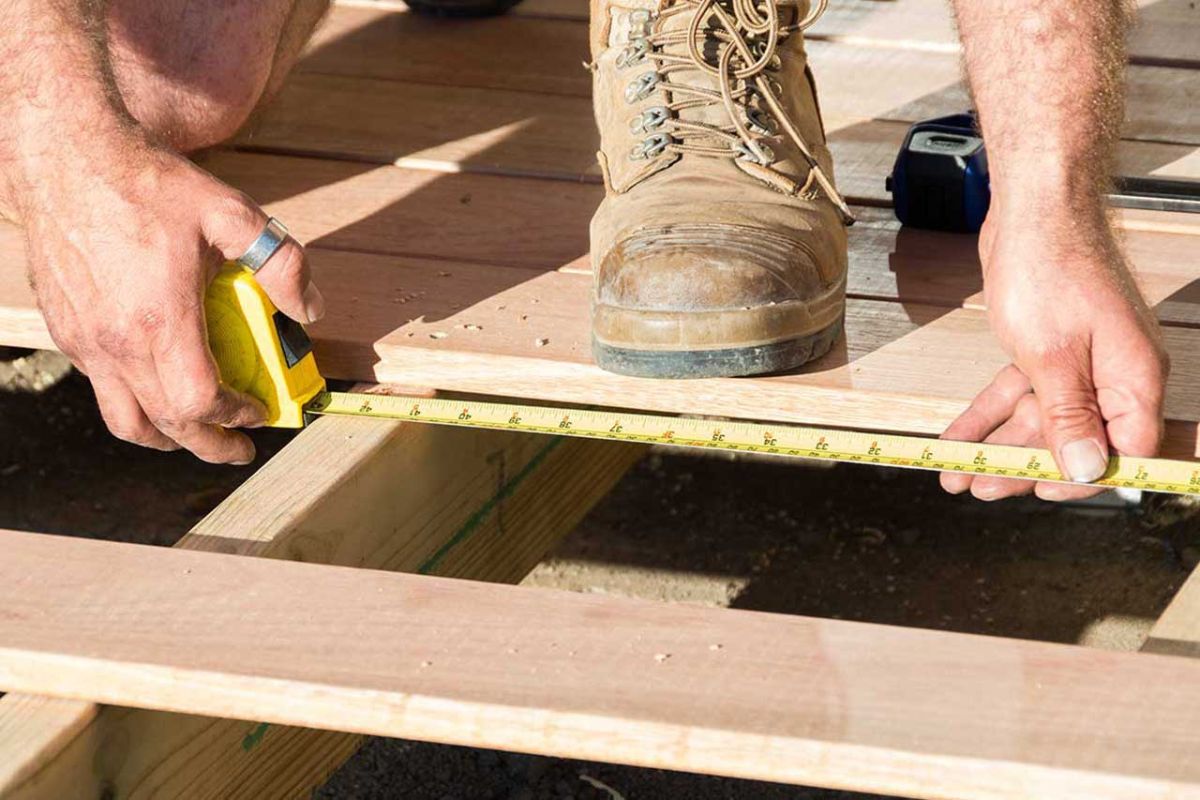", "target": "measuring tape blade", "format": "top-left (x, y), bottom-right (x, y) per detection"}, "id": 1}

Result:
top-left (306, 391), bottom-right (1200, 496)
